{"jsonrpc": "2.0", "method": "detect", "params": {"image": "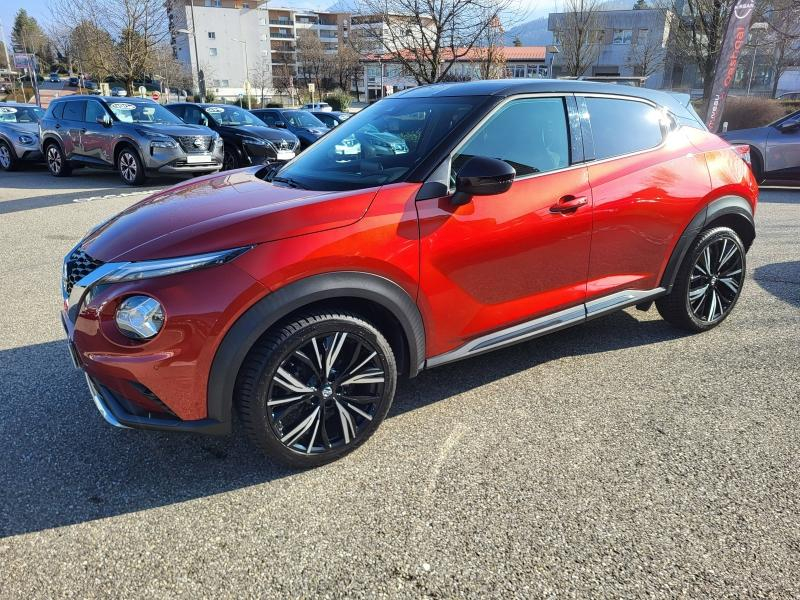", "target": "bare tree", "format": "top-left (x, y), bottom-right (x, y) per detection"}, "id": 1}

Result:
top-left (250, 55), bottom-right (273, 107)
top-left (554, 0), bottom-right (602, 77)
top-left (626, 28), bottom-right (666, 79)
top-left (295, 30), bottom-right (329, 93)
top-left (475, 14), bottom-right (507, 79)
top-left (52, 0), bottom-right (169, 94)
top-left (762, 0), bottom-right (800, 96)
top-left (152, 44), bottom-right (192, 100)
top-left (355, 0), bottom-right (516, 84)
top-left (658, 0), bottom-right (734, 99)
